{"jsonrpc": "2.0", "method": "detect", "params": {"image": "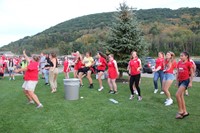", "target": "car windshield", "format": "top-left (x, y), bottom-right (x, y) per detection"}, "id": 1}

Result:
top-left (148, 59), bottom-right (155, 64)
